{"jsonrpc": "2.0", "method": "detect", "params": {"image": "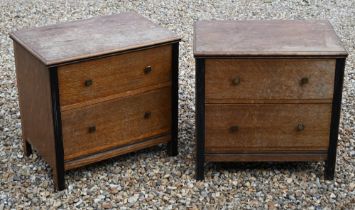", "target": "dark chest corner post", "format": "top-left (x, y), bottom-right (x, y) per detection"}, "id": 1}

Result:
top-left (325, 58), bottom-right (346, 180)
top-left (49, 67), bottom-right (65, 191)
top-left (195, 58), bottom-right (205, 180)
top-left (167, 42), bottom-right (179, 156)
